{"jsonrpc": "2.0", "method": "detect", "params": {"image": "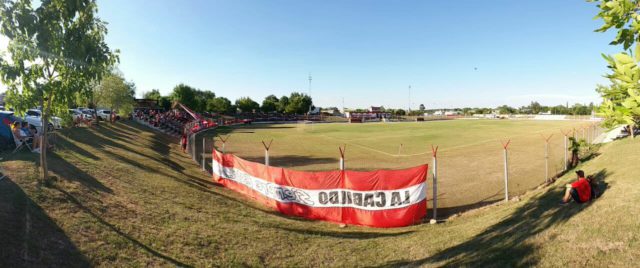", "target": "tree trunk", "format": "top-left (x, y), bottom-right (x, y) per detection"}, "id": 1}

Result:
top-left (40, 97), bottom-right (49, 181)
top-left (632, 125), bottom-right (635, 139)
